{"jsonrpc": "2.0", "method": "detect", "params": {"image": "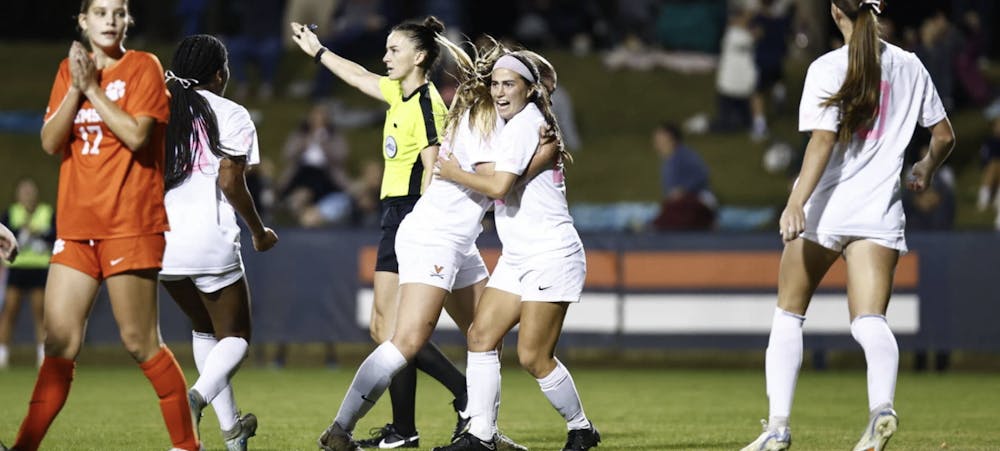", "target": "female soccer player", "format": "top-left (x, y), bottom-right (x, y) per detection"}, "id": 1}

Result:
top-left (160, 34), bottom-right (279, 451)
top-left (740, 1), bottom-right (954, 450)
top-left (290, 17), bottom-right (473, 448)
top-left (433, 52), bottom-right (600, 451)
top-left (2, 1), bottom-right (200, 450)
